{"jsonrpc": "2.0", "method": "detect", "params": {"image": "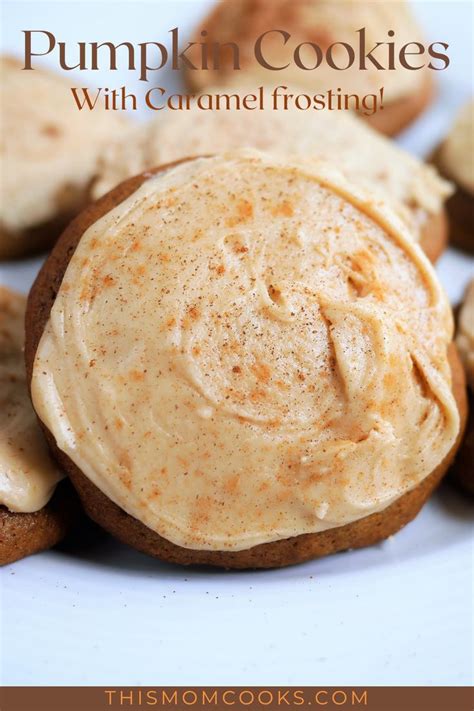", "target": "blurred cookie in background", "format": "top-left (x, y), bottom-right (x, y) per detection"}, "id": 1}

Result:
top-left (457, 279), bottom-right (474, 393)
top-left (0, 287), bottom-right (80, 565)
top-left (0, 56), bottom-right (128, 260)
top-left (94, 91), bottom-right (452, 263)
top-left (451, 279), bottom-right (474, 496)
top-left (185, 0), bottom-right (436, 135)
top-left (433, 101), bottom-right (474, 254)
